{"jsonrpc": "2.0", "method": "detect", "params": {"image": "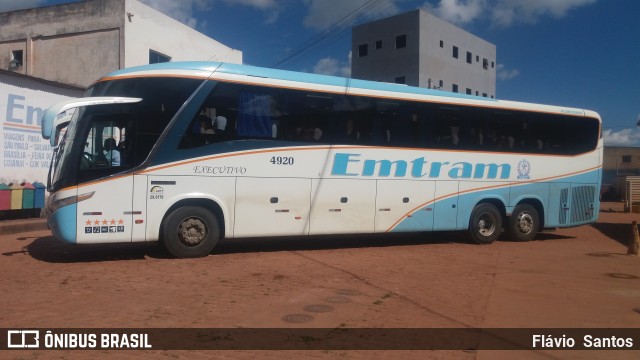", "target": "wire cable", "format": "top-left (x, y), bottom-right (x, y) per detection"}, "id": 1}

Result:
top-left (272, 0), bottom-right (393, 69)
